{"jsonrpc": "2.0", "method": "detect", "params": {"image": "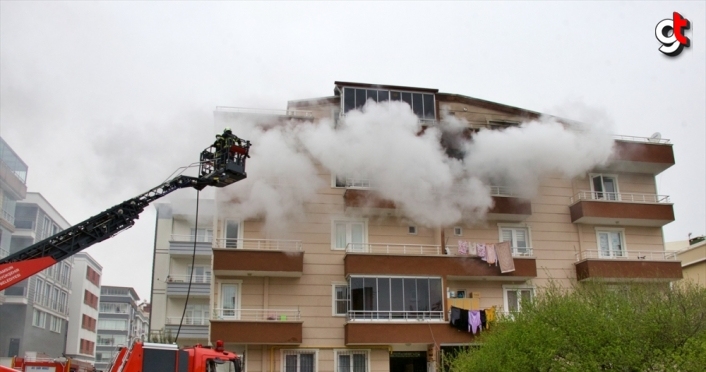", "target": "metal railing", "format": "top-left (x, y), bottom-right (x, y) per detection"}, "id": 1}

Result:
top-left (215, 238), bottom-right (302, 251)
top-left (169, 234), bottom-right (212, 243)
top-left (215, 106), bottom-right (314, 118)
top-left (346, 243), bottom-right (442, 255)
top-left (446, 245), bottom-right (534, 257)
top-left (570, 191), bottom-right (671, 204)
top-left (613, 134), bottom-right (671, 144)
top-left (166, 317), bottom-right (209, 325)
top-left (489, 186), bottom-right (517, 197)
top-left (212, 308), bottom-right (301, 321)
top-left (166, 274), bottom-right (211, 284)
top-left (347, 310), bottom-right (444, 321)
top-left (34, 295), bottom-right (69, 314)
top-left (576, 250), bottom-right (678, 261)
top-left (1, 209), bottom-right (14, 225)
